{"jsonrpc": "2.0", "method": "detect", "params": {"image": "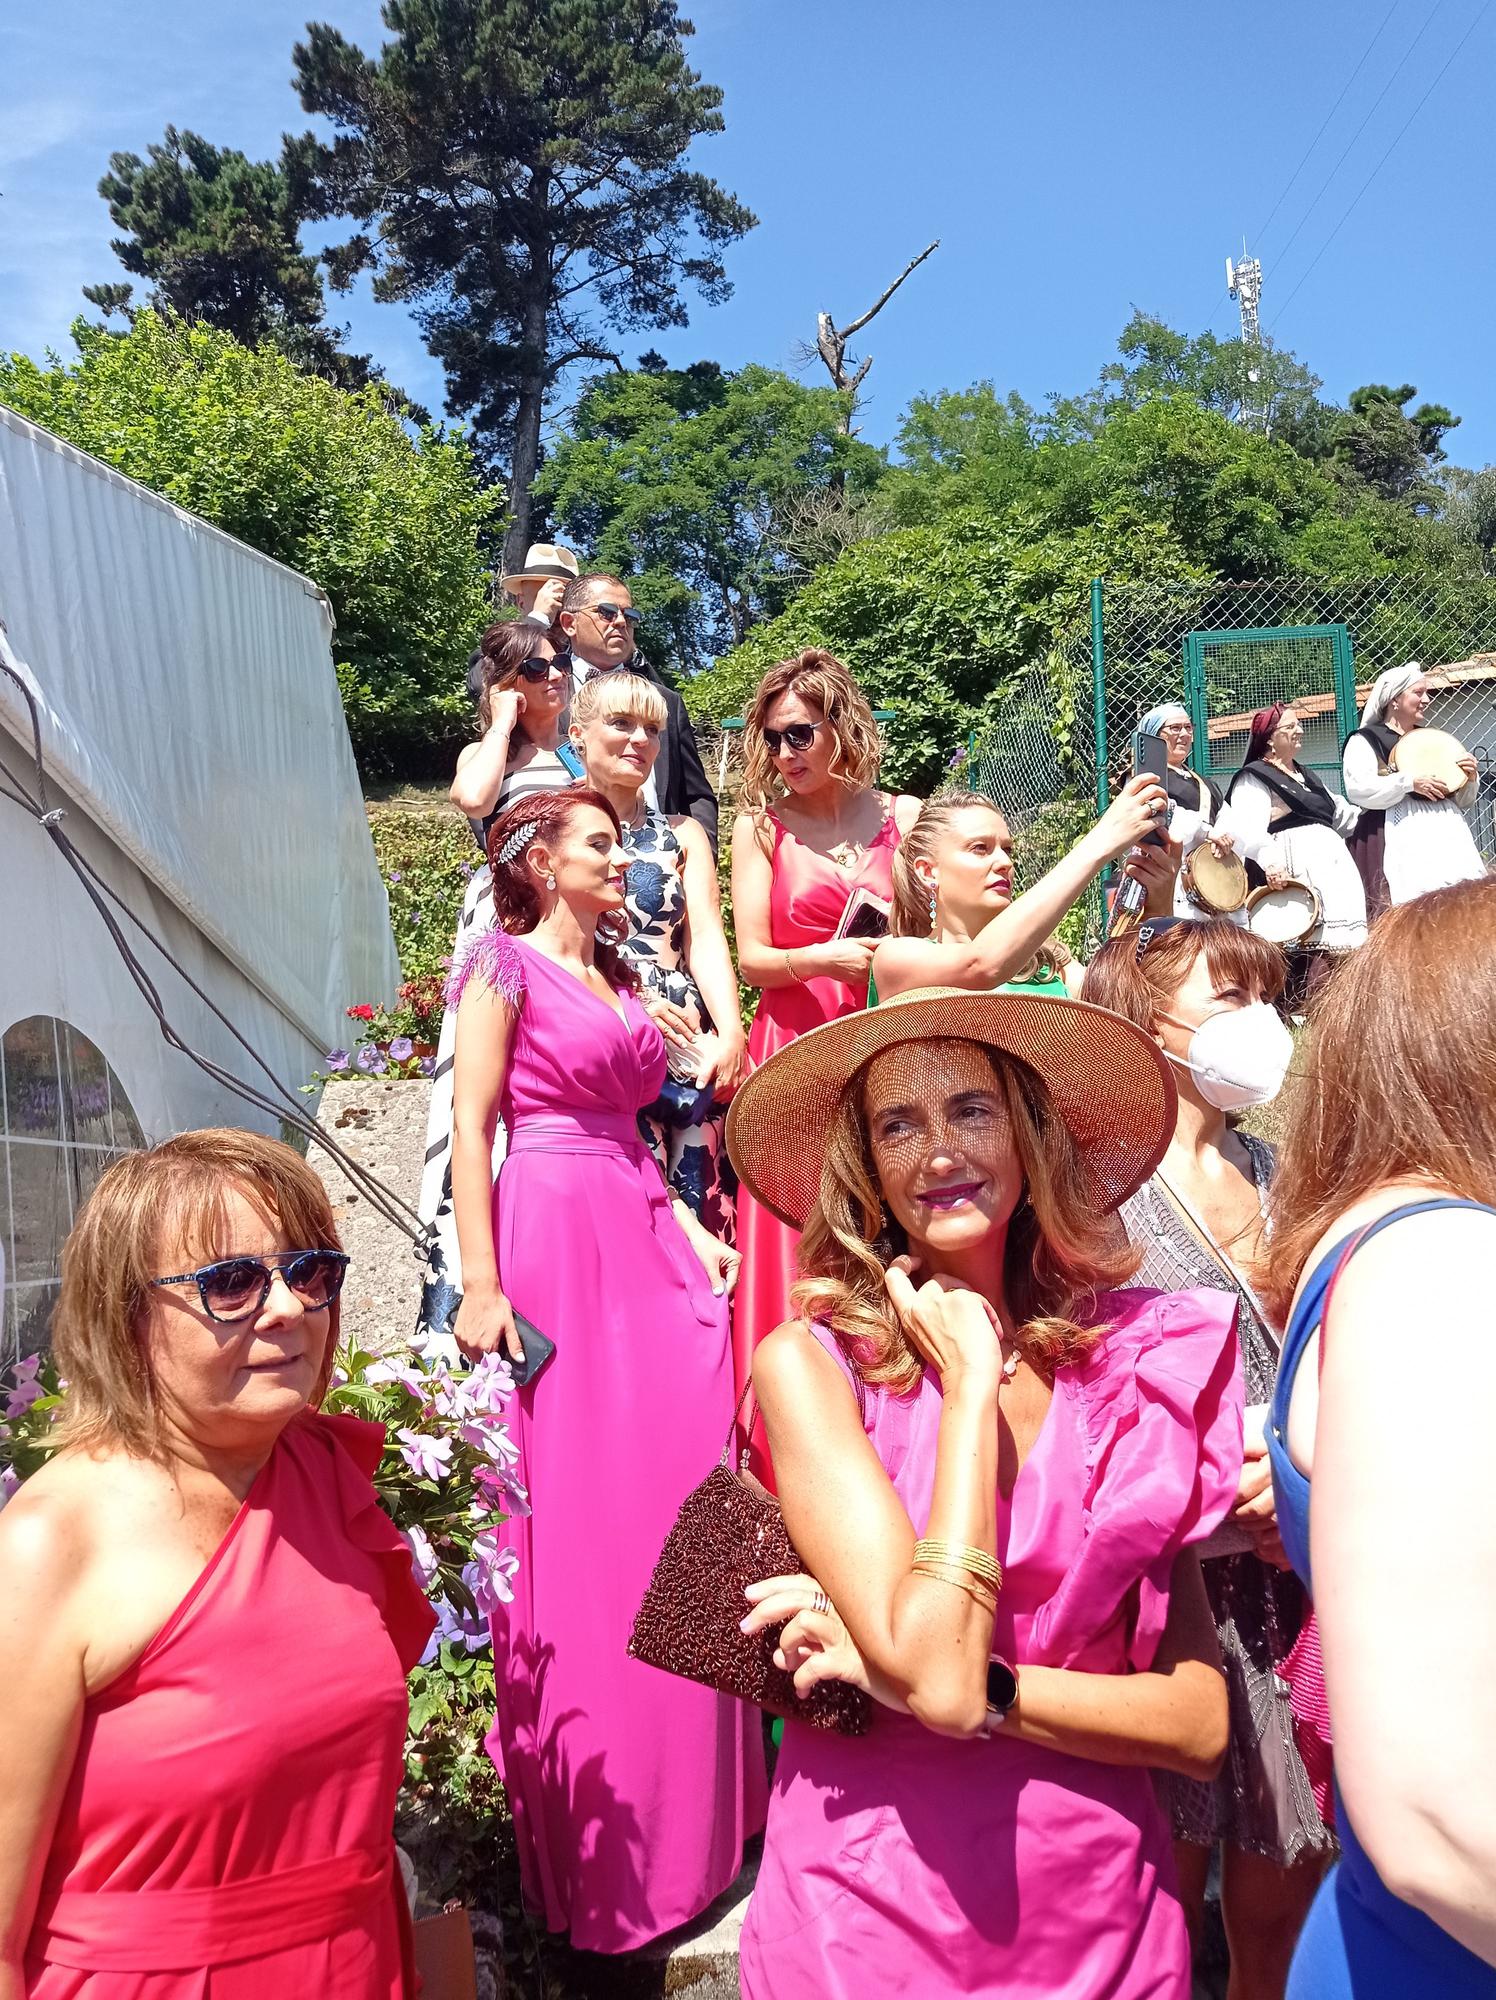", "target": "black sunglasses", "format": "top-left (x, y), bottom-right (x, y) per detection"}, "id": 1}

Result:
top-left (762, 720), bottom-right (827, 756)
top-left (586, 601), bottom-right (641, 627)
top-left (518, 654), bottom-right (566, 682)
top-left (152, 1249), bottom-right (350, 1323)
